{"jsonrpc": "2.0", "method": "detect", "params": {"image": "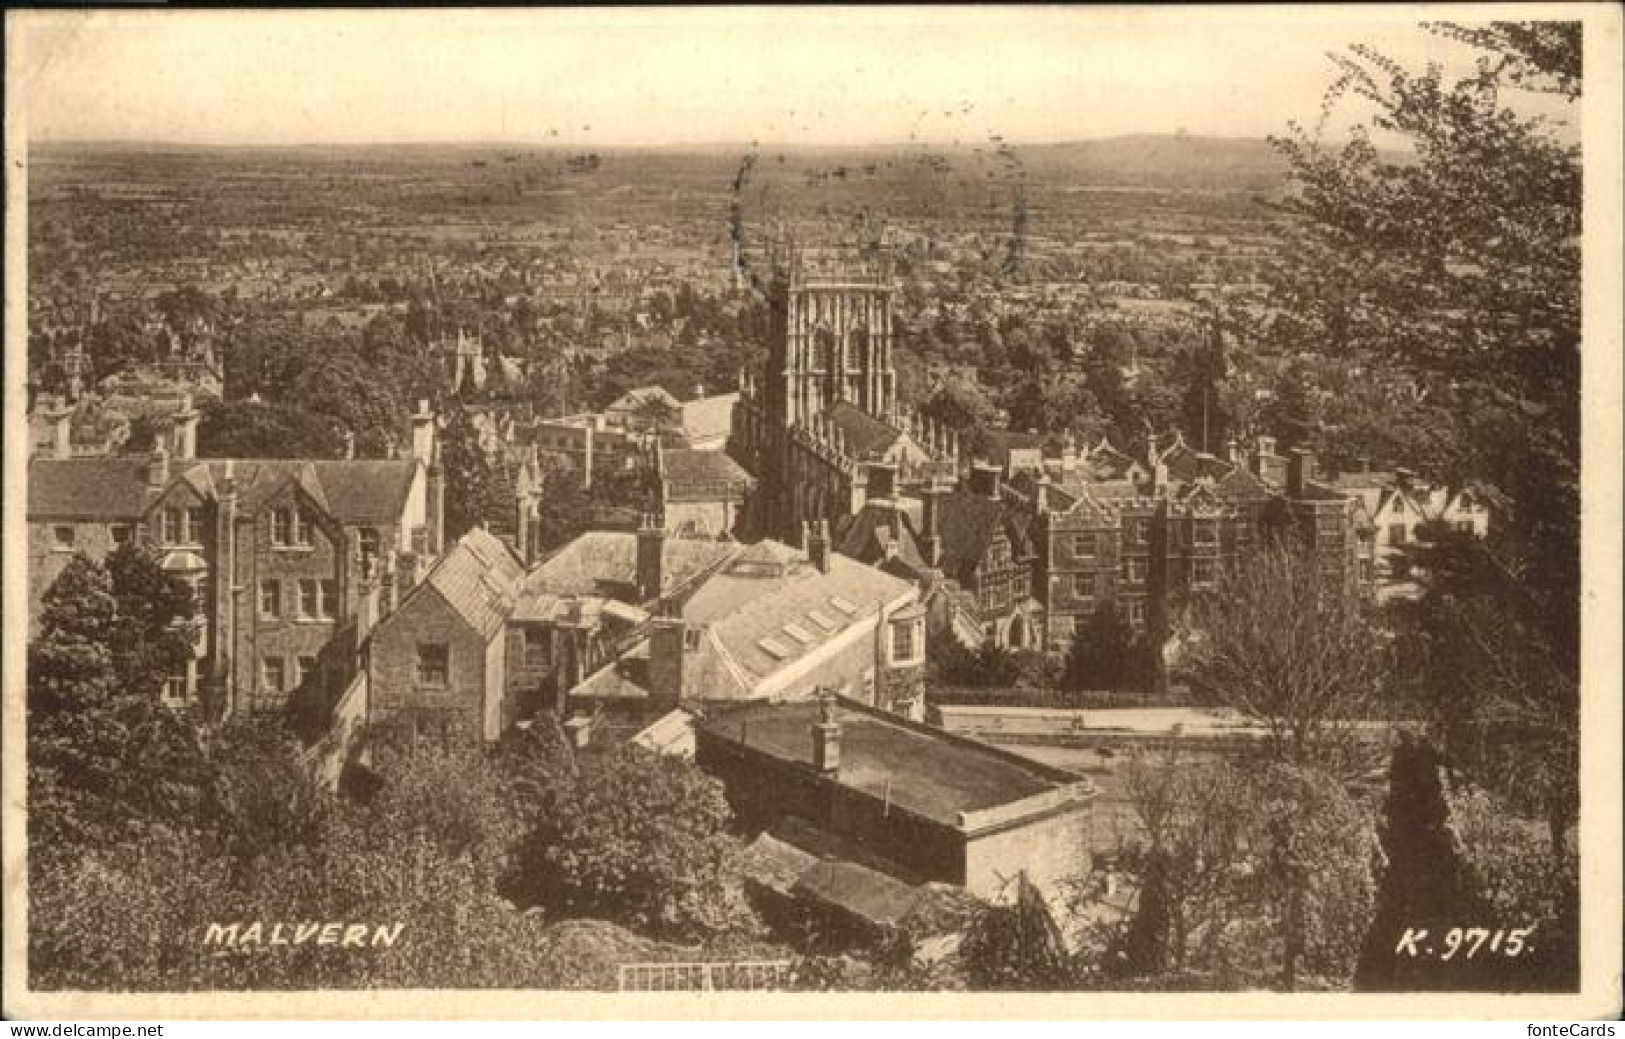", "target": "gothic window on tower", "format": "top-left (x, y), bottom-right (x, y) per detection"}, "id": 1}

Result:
top-left (815, 327), bottom-right (836, 372)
